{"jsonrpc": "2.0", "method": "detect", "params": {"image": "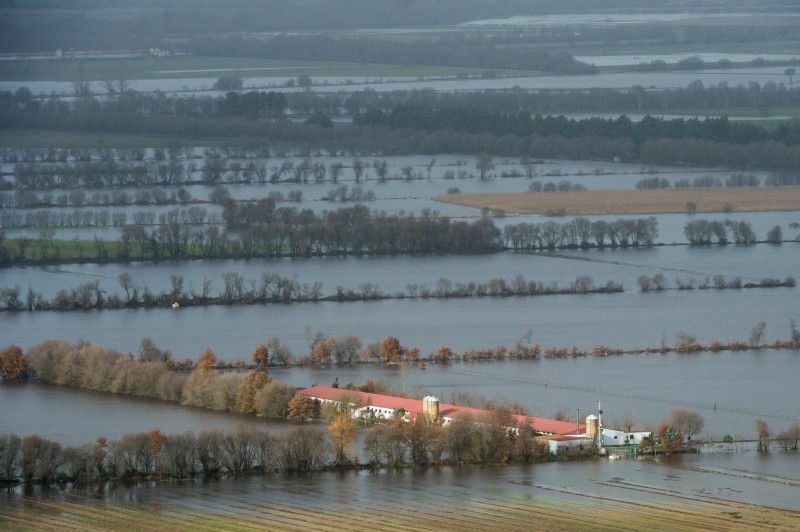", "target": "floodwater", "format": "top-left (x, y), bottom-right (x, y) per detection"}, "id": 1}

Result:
top-left (2, 44), bottom-right (800, 516)
top-left (0, 380), bottom-right (289, 447)
top-left (1, 451), bottom-right (799, 517)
